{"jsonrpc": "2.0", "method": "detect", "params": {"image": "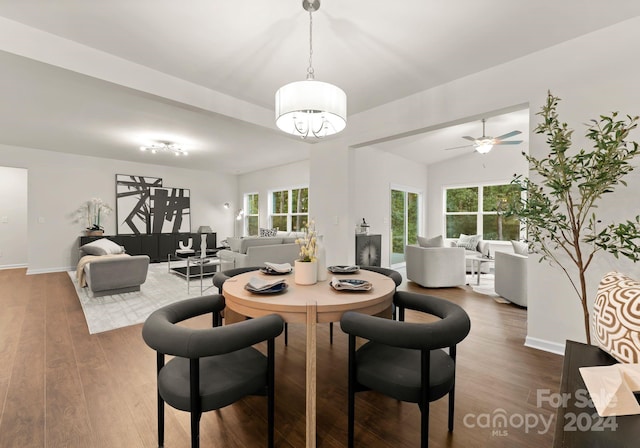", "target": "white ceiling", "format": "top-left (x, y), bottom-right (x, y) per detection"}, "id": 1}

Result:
top-left (0, 1), bottom-right (639, 173)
